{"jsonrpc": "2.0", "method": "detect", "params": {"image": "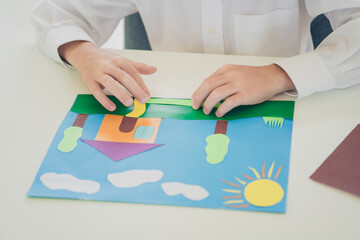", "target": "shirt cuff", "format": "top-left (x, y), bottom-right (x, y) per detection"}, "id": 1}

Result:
top-left (274, 51), bottom-right (336, 98)
top-left (45, 25), bottom-right (95, 66)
